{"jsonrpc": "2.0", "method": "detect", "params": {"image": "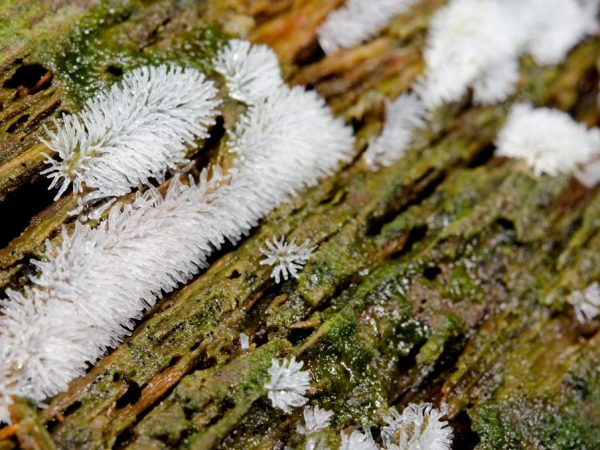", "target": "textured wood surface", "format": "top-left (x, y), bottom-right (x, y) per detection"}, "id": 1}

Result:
top-left (0, 1), bottom-right (599, 449)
